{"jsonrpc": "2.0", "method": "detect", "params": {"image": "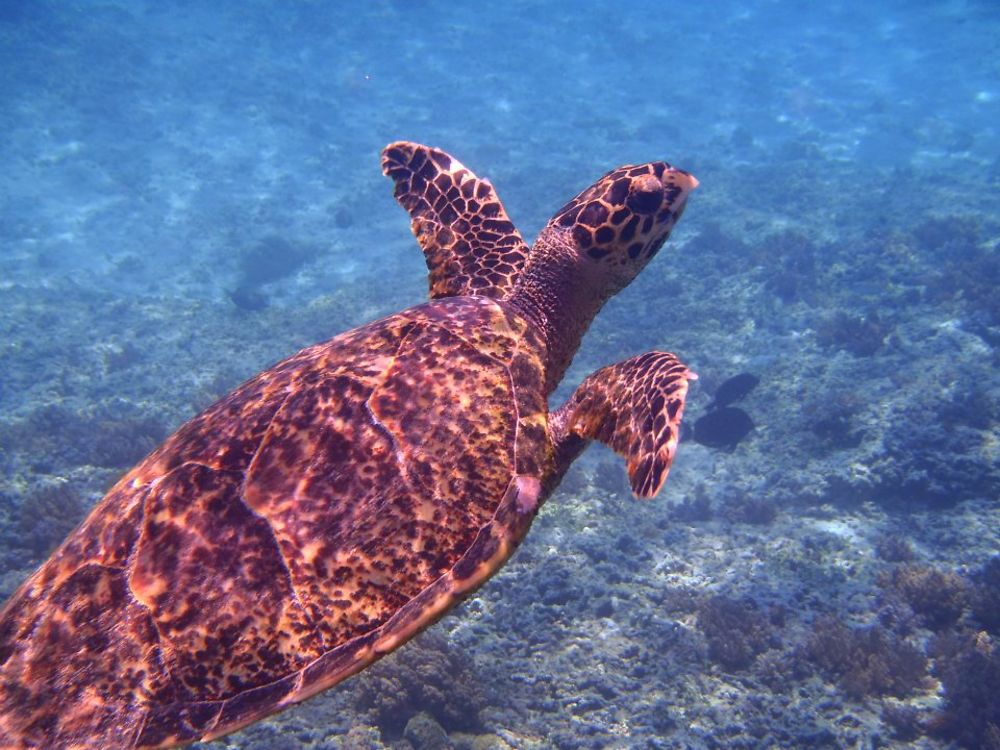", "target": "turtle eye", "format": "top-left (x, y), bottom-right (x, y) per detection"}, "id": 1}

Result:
top-left (626, 174), bottom-right (664, 215)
